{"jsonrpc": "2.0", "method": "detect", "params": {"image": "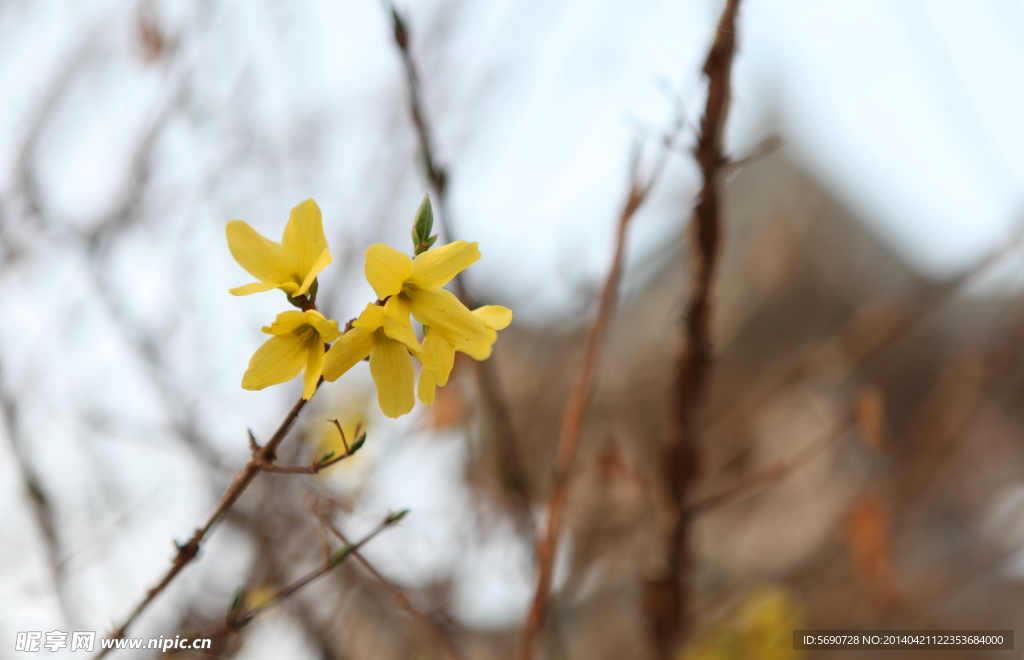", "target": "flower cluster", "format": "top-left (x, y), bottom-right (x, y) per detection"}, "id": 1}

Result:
top-left (226, 196), bottom-right (511, 418)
